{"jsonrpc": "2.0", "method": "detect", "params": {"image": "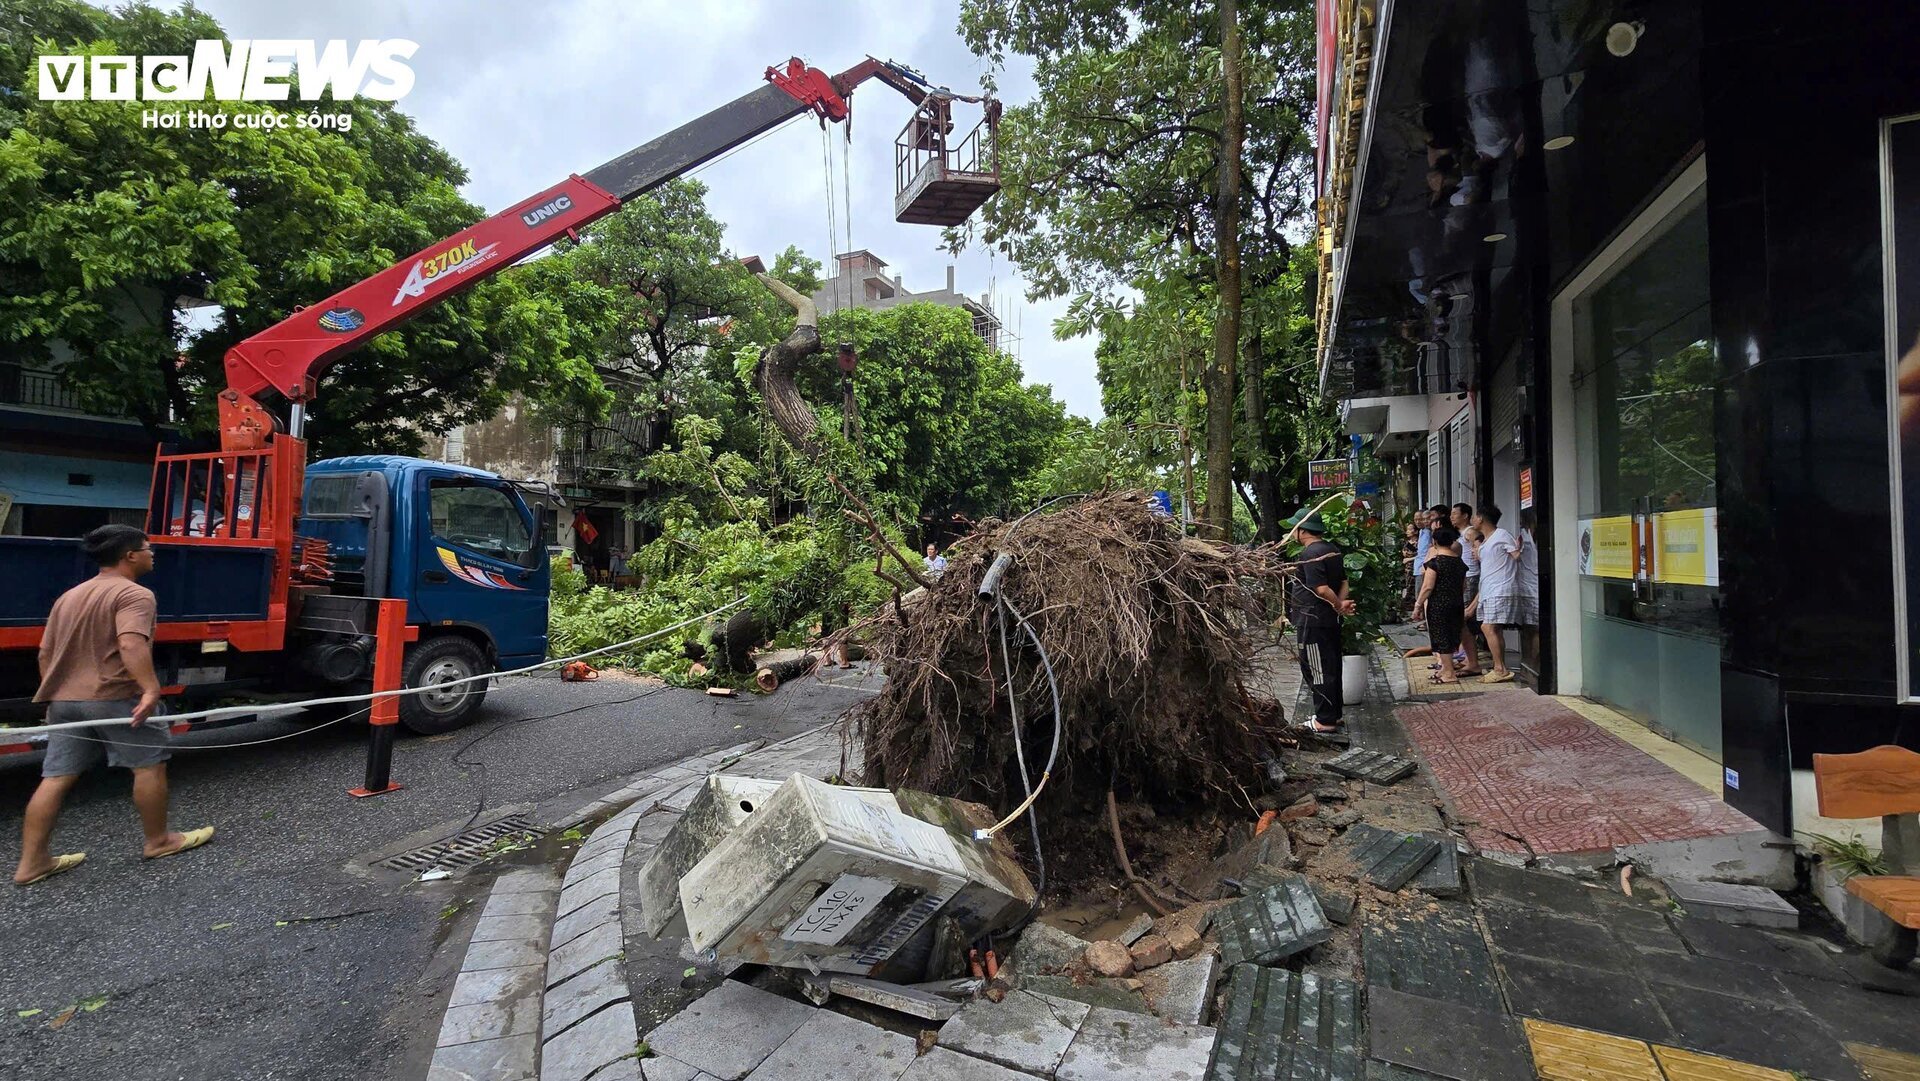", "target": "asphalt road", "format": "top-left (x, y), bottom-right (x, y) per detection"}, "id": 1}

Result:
top-left (0, 667), bottom-right (878, 1081)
